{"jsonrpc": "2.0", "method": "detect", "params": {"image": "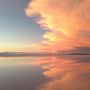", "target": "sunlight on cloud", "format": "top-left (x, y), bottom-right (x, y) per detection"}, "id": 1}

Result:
top-left (25, 0), bottom-right (90, 52)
